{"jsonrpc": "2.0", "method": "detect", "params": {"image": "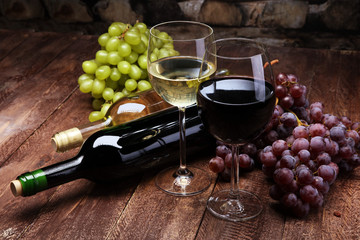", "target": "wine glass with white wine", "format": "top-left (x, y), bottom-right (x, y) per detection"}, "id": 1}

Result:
top-left (147, 21), bottom-right (216, 196)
